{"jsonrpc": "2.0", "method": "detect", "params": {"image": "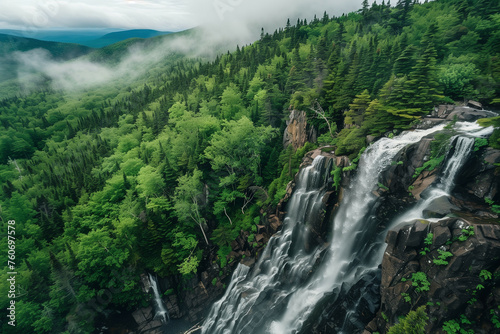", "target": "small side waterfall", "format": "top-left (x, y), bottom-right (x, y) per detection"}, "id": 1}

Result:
top-left (393, 136), bottom-right (473, 225)
top-left (148, 273), bottom-right (170, 324)
top-left (393, 122), bottom-right (494, 226)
